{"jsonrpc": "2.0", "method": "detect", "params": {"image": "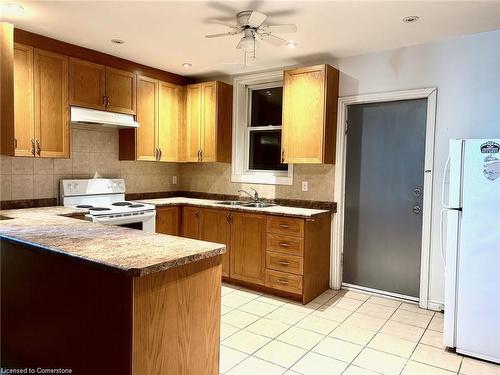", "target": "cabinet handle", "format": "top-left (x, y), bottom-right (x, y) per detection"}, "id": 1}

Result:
top-left (277, 279), bottom-right (289, 285)
top-left (14, 138), bottom-right (17, 149)
top-left (31, 139), bottom-right (35, 156)
top-left (102, 95), bottom-right (107, 106)
top-left (281, 149), bottom-right (285, 163)
top-left (35, 139), bottom-right (41, 156)
top-left (105, 96), bottom-right (110, 108)
top-left (279, 224), bottom-right (289, 228)
top-left (278, 260), bottom-right (290, 266)
top-left (158, 148), bottom-right (162, 160)
top-left (200, 149), bottom-right (203, 162)
top-left (279, 242), bottom-right (290, 248)
top-left (197, 149), bottom-right (201, 162)
top-left (195, 210), bottom-right (199, 218)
